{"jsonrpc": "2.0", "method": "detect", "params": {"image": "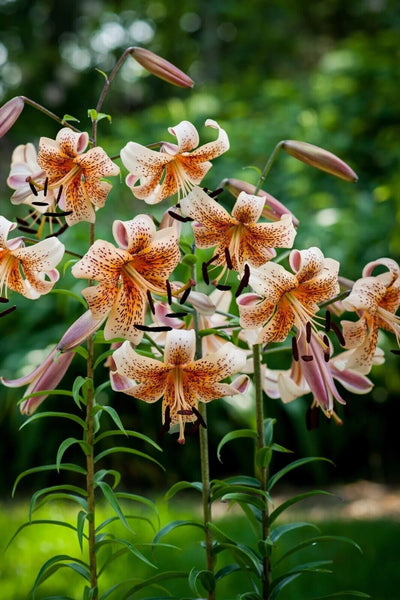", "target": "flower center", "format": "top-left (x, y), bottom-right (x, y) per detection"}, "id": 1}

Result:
top-left (169, 158), bottom-right (194, 199)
